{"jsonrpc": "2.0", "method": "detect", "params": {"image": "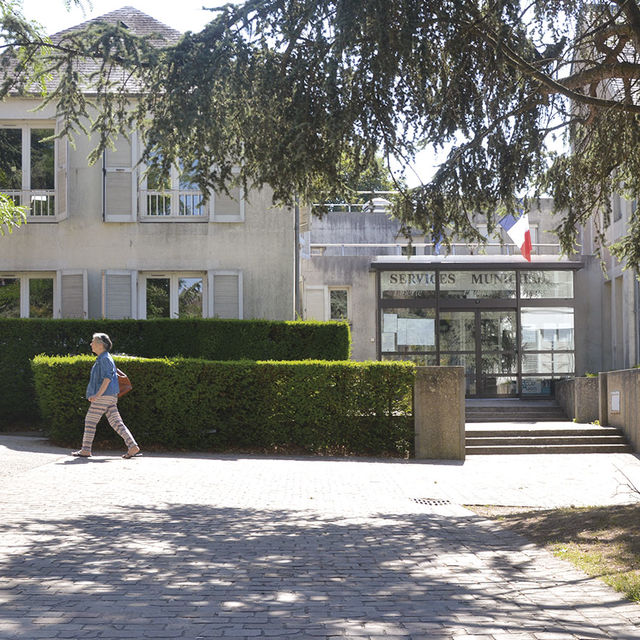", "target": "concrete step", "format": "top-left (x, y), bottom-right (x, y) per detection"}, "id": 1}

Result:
top-left (466, 427), bottom-right (623, 437)
top-left (467, 435), bottom-right (629, 446)
top-left (466, 407), bottom-right (568, 422)
top-left (466, 443), bottom-right (634, 454)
